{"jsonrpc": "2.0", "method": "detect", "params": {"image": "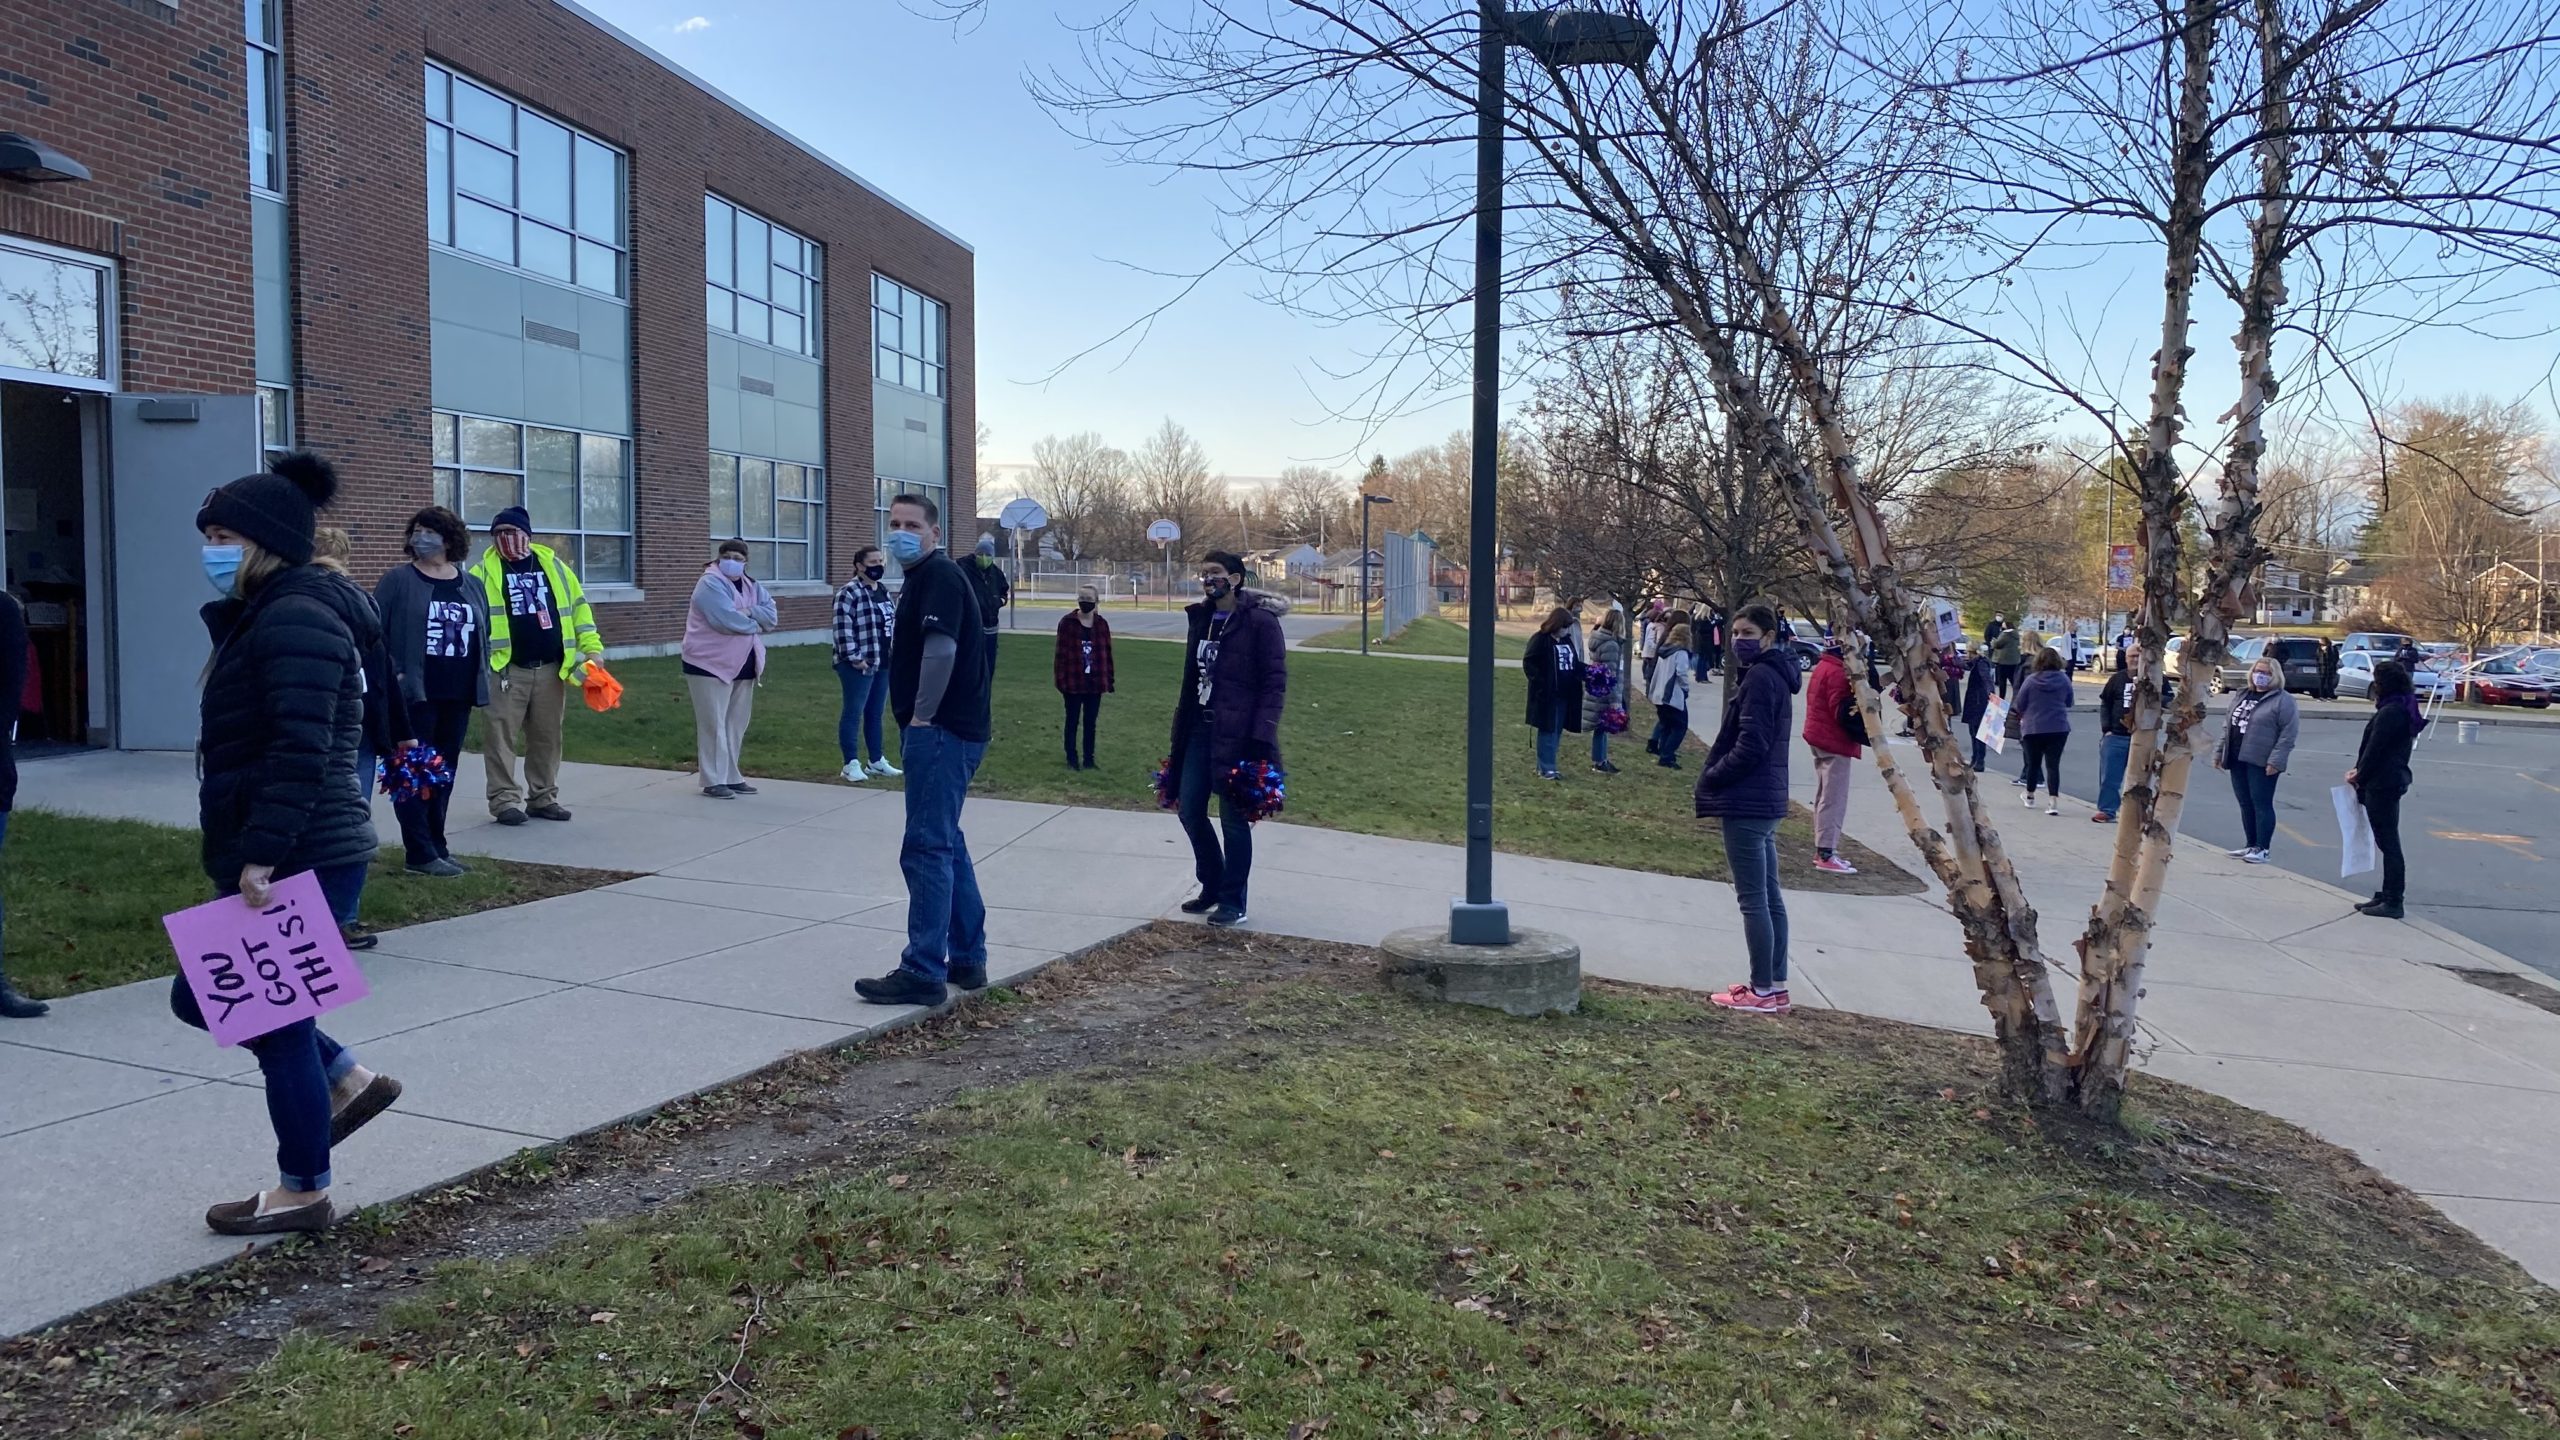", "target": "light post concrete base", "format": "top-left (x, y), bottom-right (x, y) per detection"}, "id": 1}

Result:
top-left (1379, 925), bottom-right (1580, 1017)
